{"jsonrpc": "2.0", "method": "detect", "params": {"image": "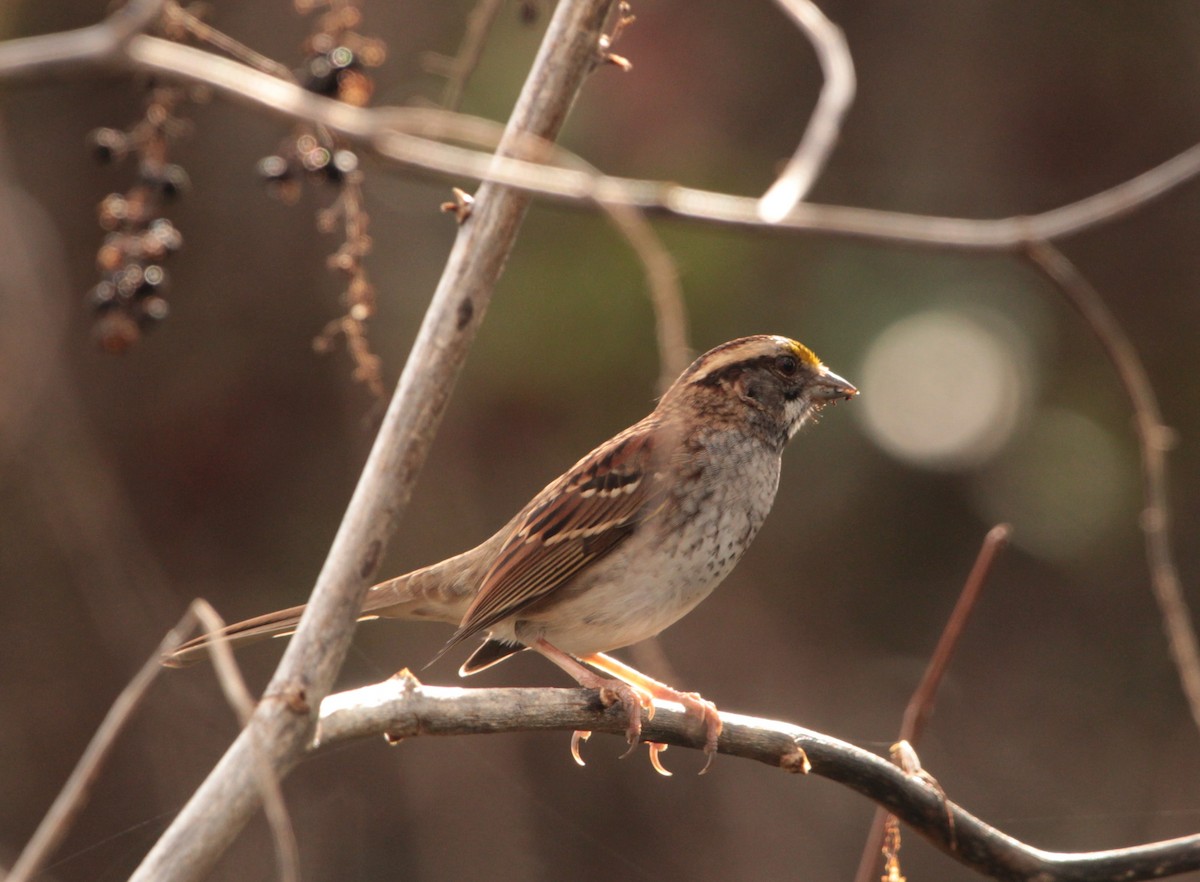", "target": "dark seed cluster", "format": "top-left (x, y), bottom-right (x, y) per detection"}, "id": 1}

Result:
top-left (257, 0), bottom-right (386, 397)
top-left (81, 1), bottom-right (385, 396)
top-left (301, 37), bottom-right (375, 104)
top-left (256, 134), bottom-right (360, 203)
top-left (86, 87), bottom-right (192, 353)
top-left (255, 4), bottom-right (382, 204)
